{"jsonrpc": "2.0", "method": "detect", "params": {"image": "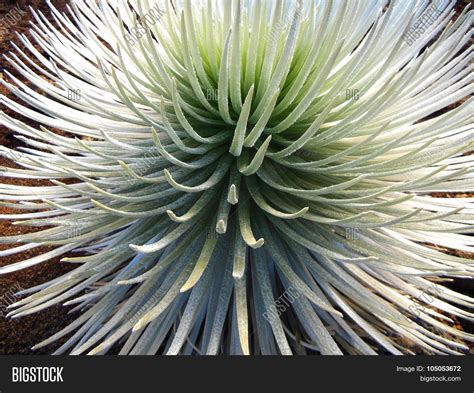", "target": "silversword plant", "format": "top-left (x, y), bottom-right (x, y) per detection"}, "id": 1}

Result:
top-left (0, 0), bottom-right (473, 355)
